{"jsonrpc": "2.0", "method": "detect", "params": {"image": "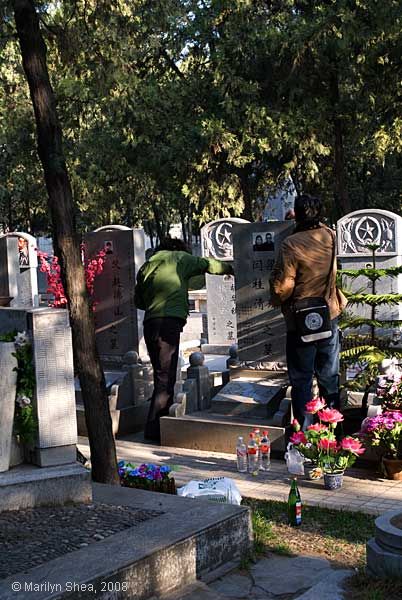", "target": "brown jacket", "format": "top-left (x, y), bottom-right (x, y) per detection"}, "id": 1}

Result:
top-left (269, 224), bottom-right (346, 328)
